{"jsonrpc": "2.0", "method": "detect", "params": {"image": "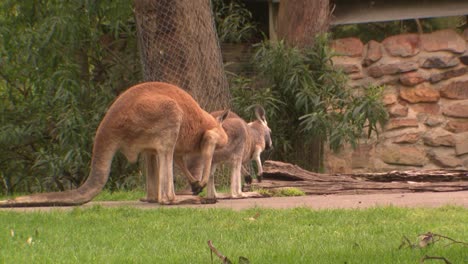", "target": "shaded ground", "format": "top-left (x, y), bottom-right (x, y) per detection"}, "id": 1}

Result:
top-left (1, 163), bottom-right (467, 212)
top-left (1, 190), bottom-right (467, 212)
